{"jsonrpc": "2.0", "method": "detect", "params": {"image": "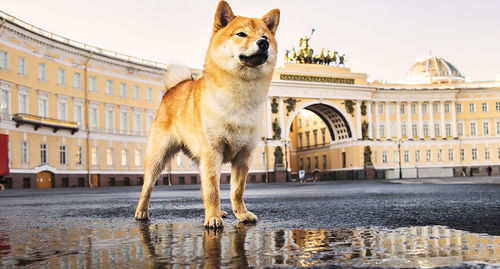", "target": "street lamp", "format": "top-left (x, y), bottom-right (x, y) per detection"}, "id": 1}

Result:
top-left (398, 139), bottom-right (402, 179)
top-left (281, 138), bottom-right (289, 182)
